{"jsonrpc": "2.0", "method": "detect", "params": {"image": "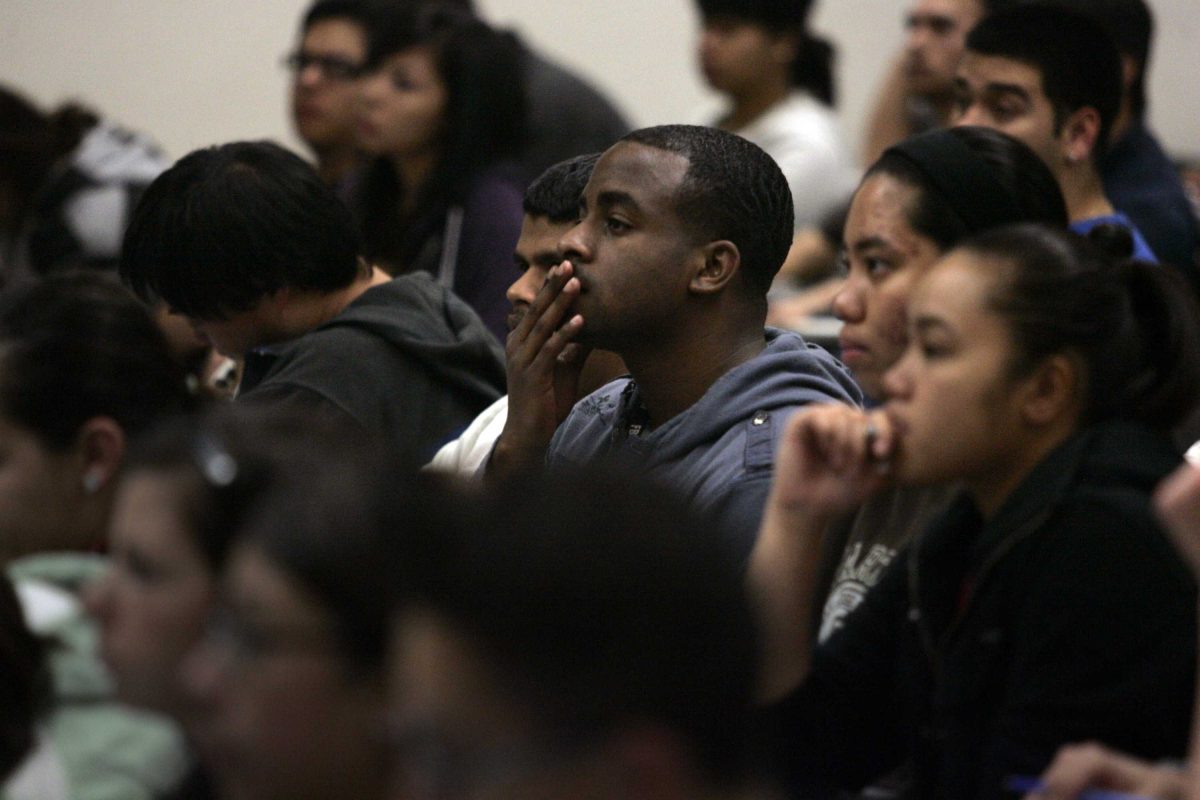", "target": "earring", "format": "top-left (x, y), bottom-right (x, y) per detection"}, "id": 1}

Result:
top-left (82, 470), bottom-right (104, 494)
